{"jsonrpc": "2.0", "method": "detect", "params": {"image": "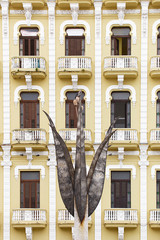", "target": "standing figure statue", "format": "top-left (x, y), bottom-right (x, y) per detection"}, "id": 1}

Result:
top-left (44, 91), bottom-right (116, 240)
